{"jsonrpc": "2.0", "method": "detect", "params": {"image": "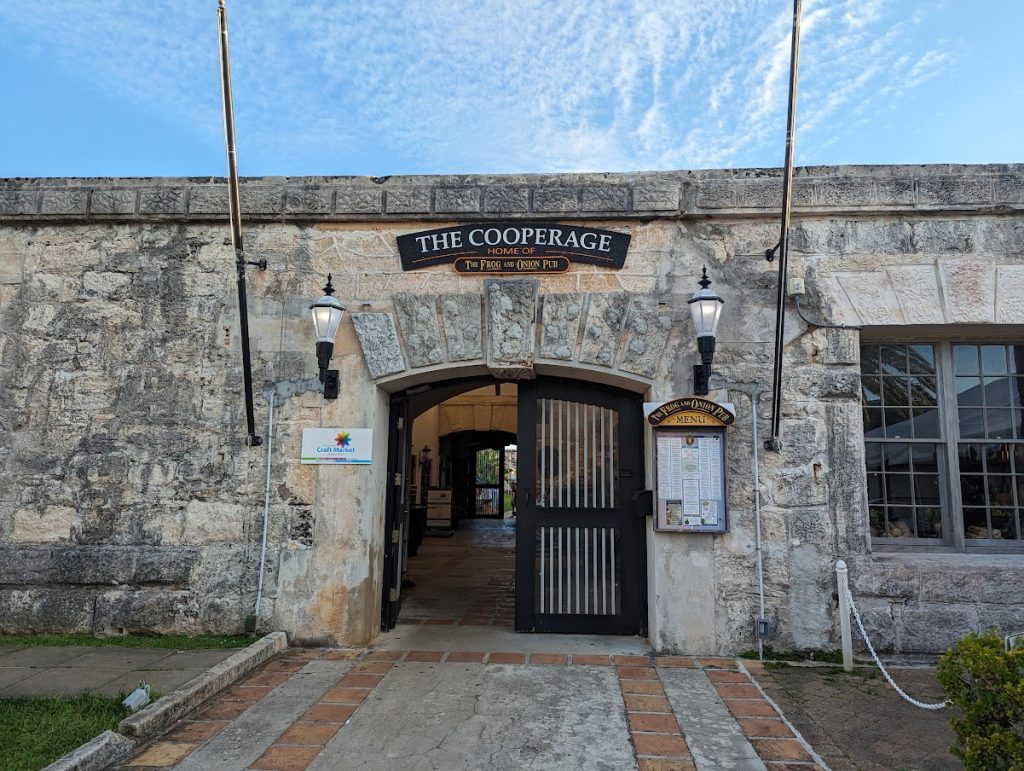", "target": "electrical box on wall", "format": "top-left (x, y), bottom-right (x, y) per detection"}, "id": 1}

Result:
top-left (645, 398), bottom-right (735, 533)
